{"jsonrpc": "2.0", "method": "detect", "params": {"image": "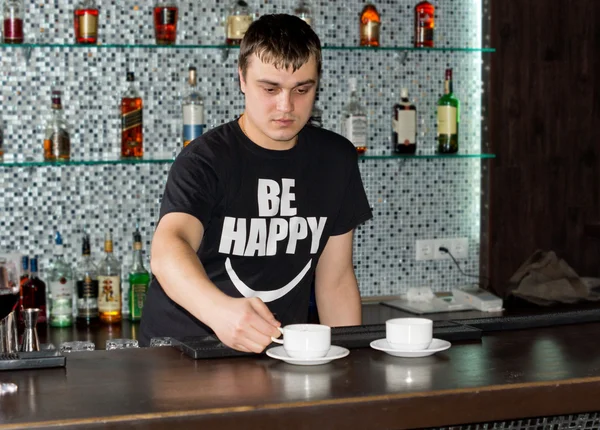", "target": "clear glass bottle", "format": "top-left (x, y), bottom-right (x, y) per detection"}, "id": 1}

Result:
top-left (2, 0), bottom-right (24, 44)
top-left (97, 231), bottom-right (121, 324)
top-left (341, 77), bottom-right (368, 154)
top-left (153, 0), bottom-right (178, 45)
top-left (294, 0), bottom-right (314, 27)
top-left (393, 88), bottom-right (417, 154)
top-left (226, 1), bottom-right (252, 46)
top-left (43, 90), bottom-right (71, 162)
top-left (182, 66), bottom-right (205, 147)
top-left (437, 68), bottom-right (460, 153)
top-left (22, 257), bottom-right (47, 324)
top-left (121, 72), bottom-right (143, 158)
top-left (359, 3), bottom-right (380, 47)
top-left (74, 0), bottom-right (99, 44)
top-left (47, 232), bottom-right (74, 328)
top-left (75, 232), bottom-right (99, 324)
top-left (414, 1), bottom-right (435, 48)
top-left (128, 228), bottom-right (150, 321)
